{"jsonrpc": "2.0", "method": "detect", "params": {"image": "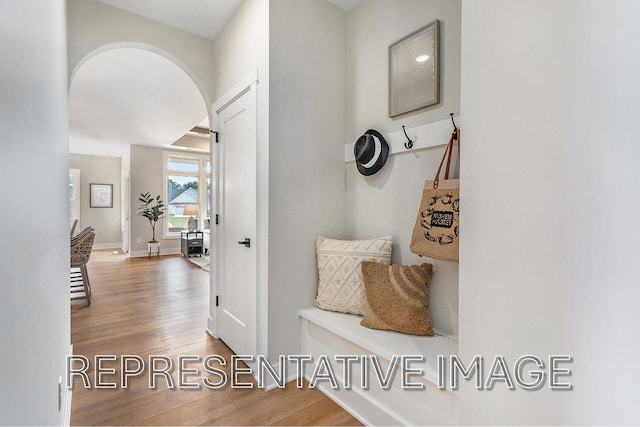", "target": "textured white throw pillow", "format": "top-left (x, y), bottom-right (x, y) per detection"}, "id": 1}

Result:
top-left (314, 235), bottom-right (393, 315)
